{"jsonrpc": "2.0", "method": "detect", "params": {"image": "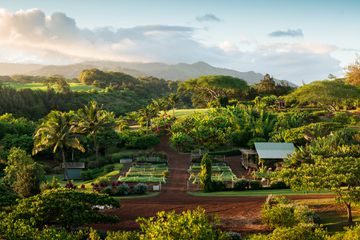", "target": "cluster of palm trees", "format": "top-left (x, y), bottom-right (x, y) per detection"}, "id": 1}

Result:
top-left (32, 101), bottom-right (114, 179)
top-left (132, 93), bottom-right (179, 133)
